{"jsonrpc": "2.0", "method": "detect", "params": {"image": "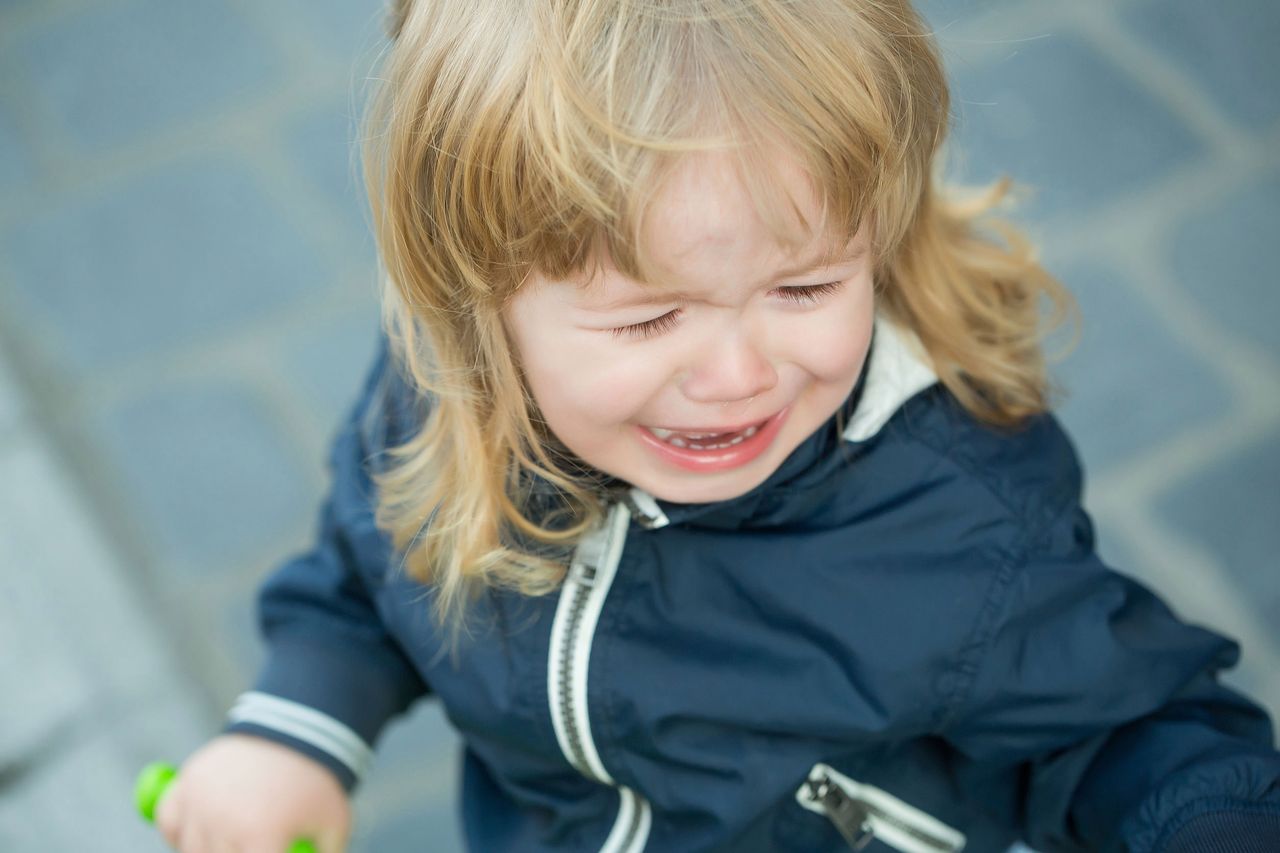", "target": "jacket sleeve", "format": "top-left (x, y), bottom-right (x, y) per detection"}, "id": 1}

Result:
top-left (938, 500), bottom-right (1280, 852)
top-left (222, 337), bottom-right (432, 793)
